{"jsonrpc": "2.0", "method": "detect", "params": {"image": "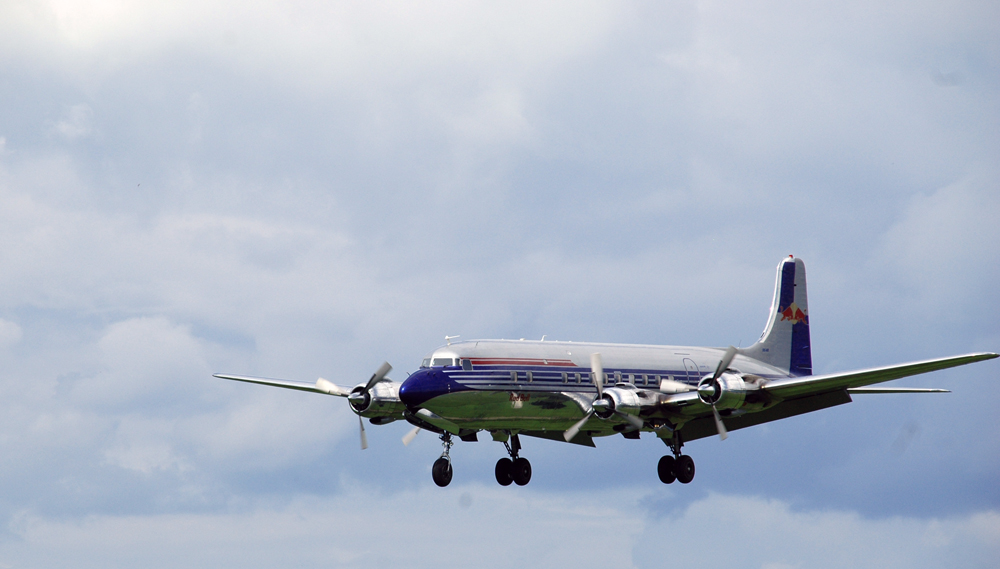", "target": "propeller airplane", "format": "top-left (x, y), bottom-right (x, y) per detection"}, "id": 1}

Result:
top-left (216, 256), bottom-right (997, 487)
